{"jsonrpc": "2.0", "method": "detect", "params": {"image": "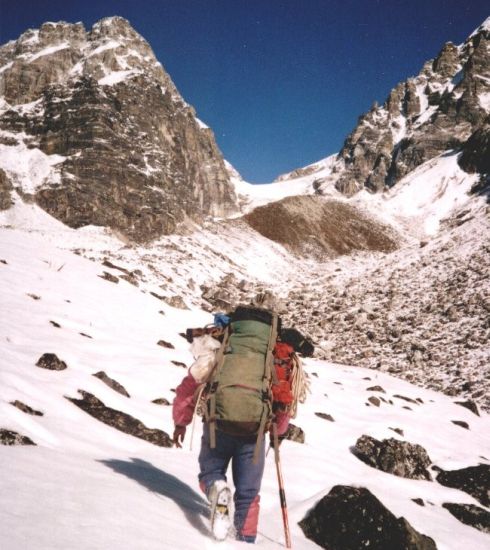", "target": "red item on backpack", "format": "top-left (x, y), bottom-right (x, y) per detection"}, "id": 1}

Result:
top-left (272, 343), bottom-right (294, 405)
